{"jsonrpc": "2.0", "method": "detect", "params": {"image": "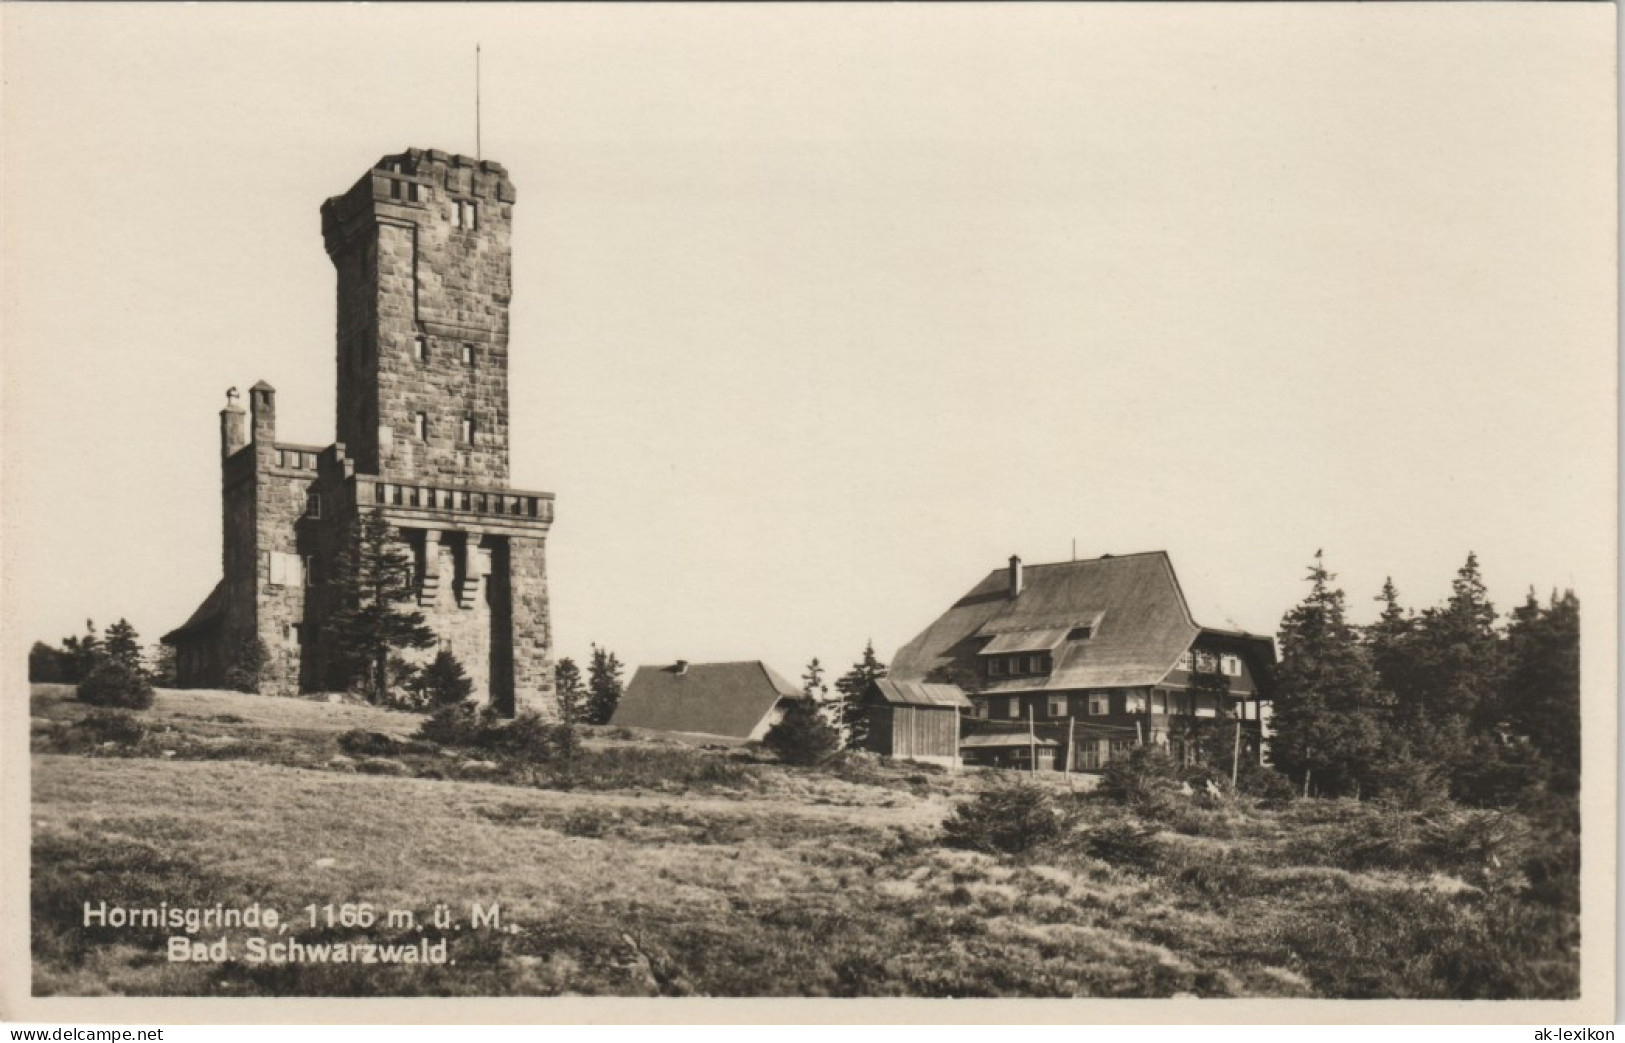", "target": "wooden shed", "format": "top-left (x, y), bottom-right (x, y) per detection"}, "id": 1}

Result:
top-left (863, 679), bottom-right (972, 769)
